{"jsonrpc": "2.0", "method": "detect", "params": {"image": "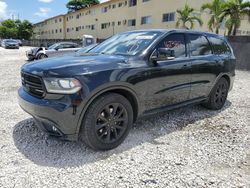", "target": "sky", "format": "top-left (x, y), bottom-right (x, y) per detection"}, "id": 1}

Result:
top-left (0, 0), bottom-right (108, 23)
